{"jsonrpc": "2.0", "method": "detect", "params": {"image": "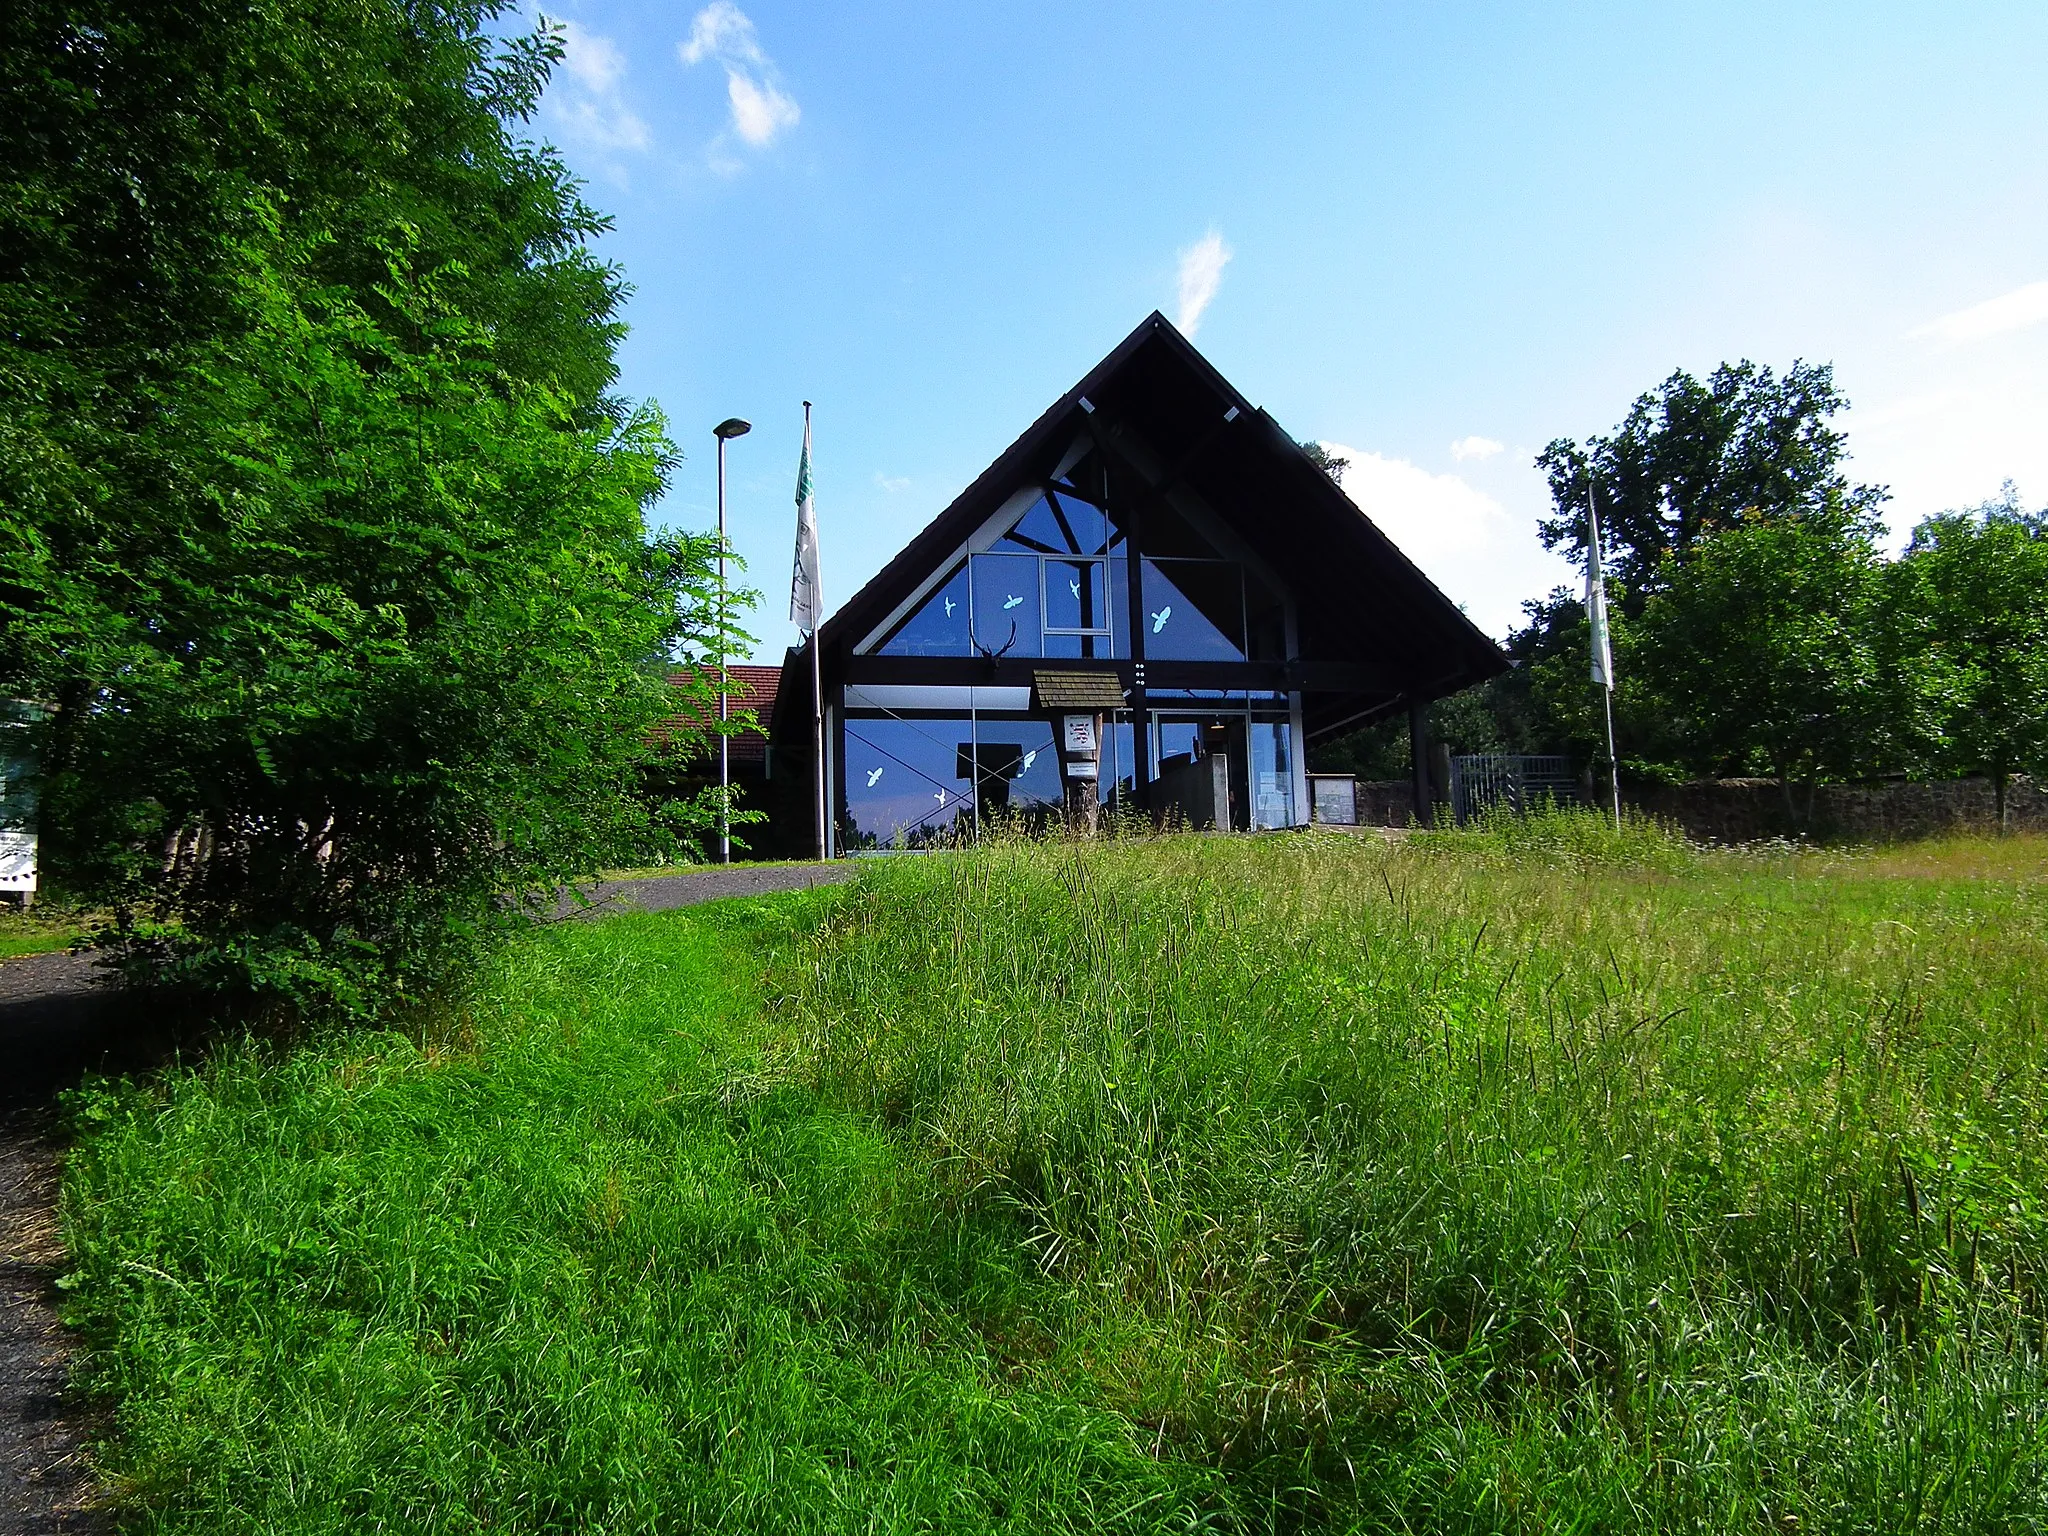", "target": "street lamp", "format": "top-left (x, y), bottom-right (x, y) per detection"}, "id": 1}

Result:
top-left (714, 417), bottom-right (751, 864)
